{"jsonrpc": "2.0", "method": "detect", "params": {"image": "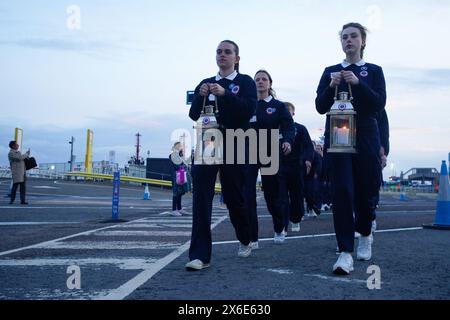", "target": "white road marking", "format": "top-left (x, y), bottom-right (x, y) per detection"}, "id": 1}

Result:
top-left (373, 227), bottom-right (423, 233)
top-left (304, 274), bottom-right (368, 284)
top-left (0, 222), bottom-right (81, 226)
top-left (321, 210), bottom-right (434, 216)
top-left (0, 211), bottom-right (229, 300)
top-left (0, 212), bottom-right (225, 257)
top-left (0, 258), bottom-right (158, 270)
top-left (32, 186), bottom-right (60, 189)
top-left (158, 211), bottom-right (191, 216)
top-left (33, 241), bottom-right (182, 250)
top-left (0, 288), bottom-right (112, 300)
top-left (213, 232), bottom-right (336, 245)
top-left (0, 206), bottom-right (153, 210)
top-left (98, 214), bottom-right (229, 300)
top-left (266, 268), bottom-right (293, 275)
top-left (212, 227), bottom-right (424, 246)
top-left (137, 219), bottom-right (193, 223)
top-left (121, 223), bottom-right (192, 228)
top-left (0, 217), bottom-right (150, 257)
top-left (255, 210), bottom-right (434, 219)
top-left (95, 230), bottom-right (192, 237)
